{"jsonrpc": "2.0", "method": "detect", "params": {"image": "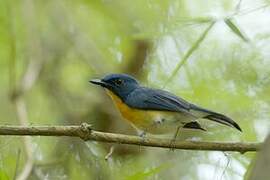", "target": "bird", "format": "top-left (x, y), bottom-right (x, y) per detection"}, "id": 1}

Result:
top-left (90, 73), bottom-right (242, 137)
